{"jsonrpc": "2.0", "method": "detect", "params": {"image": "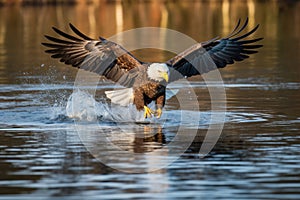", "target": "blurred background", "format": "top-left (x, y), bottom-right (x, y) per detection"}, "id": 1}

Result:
top-left (0, 0), bottom-right (299, 83)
